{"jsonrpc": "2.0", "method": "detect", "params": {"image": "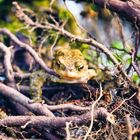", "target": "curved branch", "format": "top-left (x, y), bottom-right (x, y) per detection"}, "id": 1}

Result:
top-left (0, 43), bottom-right (14, 84)
top-left (0, 28), bottom-right (59, 77)
top-left (0, 44), bottom-right (33, 115)
top-left (0, 107), bottom-right (114, 128)
top-left (0, 82), bottom-right (90, 115)
top-left (94, 0), bottom-right (140, 28)
top-left (13, 1), bottom-right (131, 83)
top-left (0, 82), bottom-right (54, 117)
